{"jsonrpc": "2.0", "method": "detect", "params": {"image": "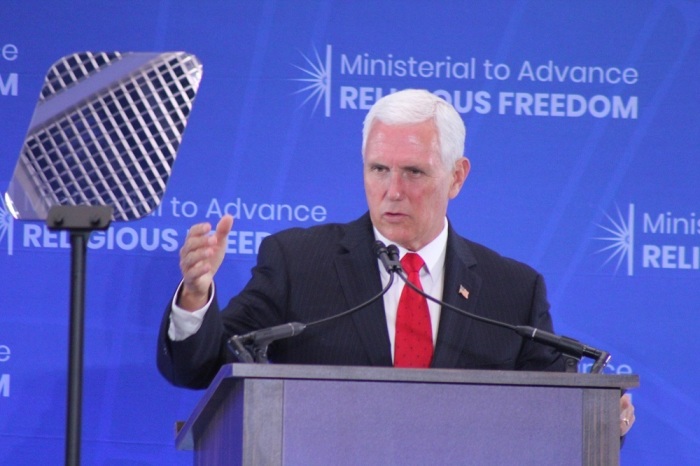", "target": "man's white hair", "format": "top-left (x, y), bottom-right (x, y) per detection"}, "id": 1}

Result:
top-left (362, 89), bottom-right (466, 168)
